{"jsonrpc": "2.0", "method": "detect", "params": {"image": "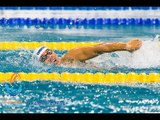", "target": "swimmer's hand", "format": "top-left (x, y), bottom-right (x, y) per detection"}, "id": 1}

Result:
top-left (126, 39), bottom-right (142, 52)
